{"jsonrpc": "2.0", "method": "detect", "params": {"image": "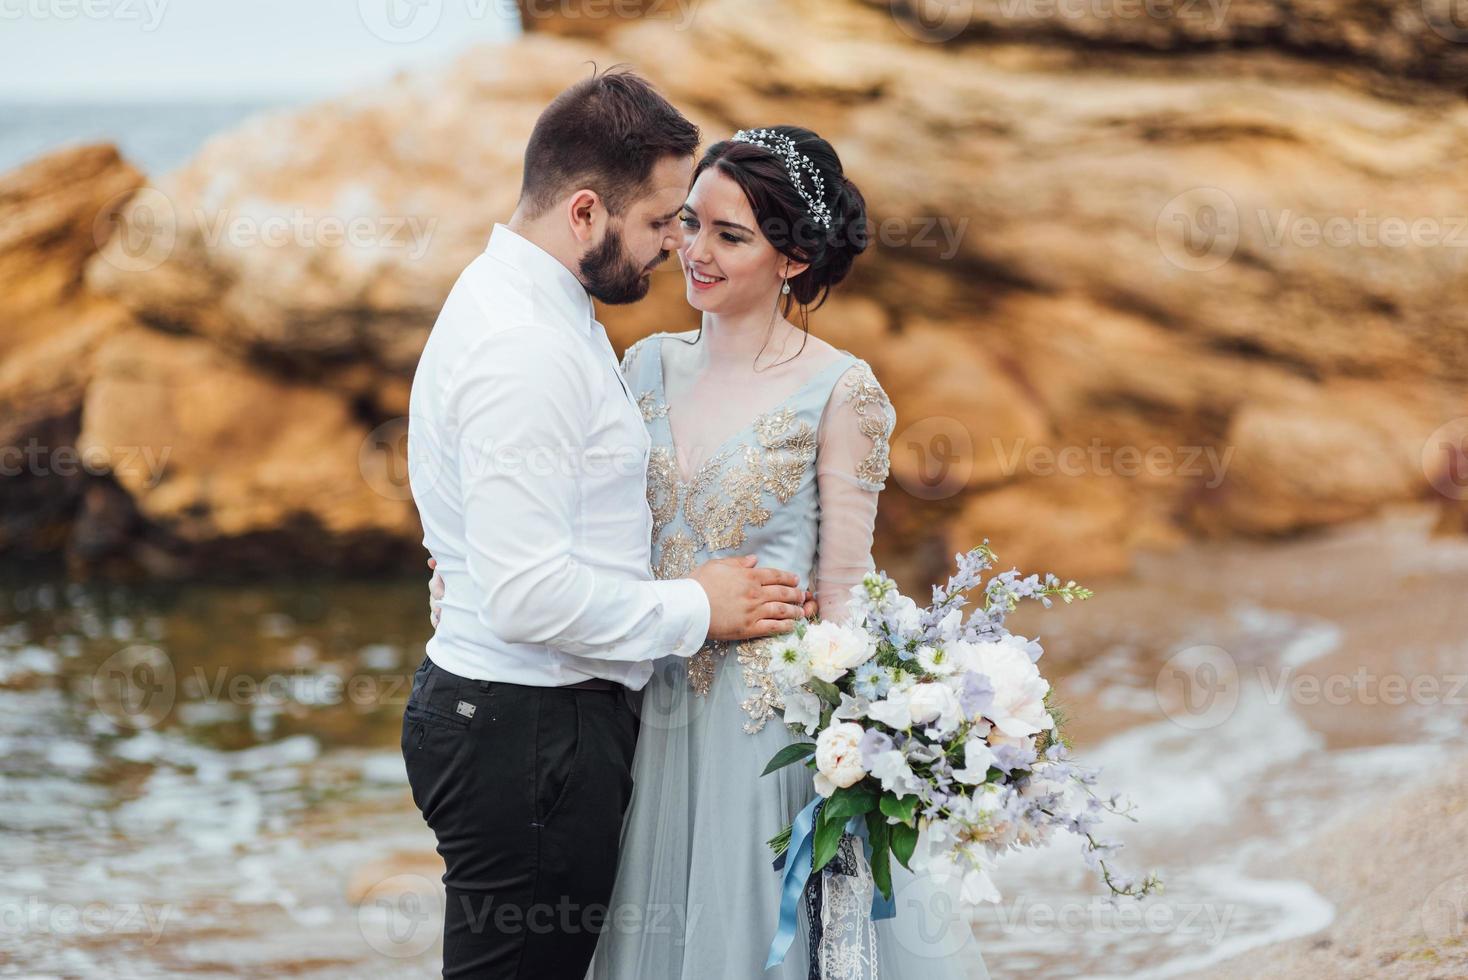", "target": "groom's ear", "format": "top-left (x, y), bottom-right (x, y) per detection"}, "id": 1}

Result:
top-left (565, 189), bottom-right (605, 244)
